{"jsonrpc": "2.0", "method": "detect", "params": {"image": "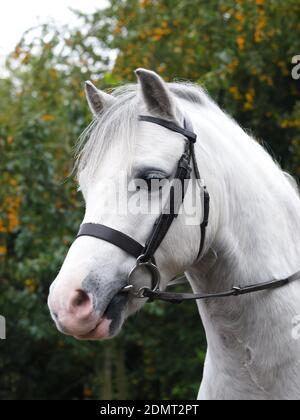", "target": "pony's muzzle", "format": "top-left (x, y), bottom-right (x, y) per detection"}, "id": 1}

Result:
top-left (48, 288), bottom-right (98, 336)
